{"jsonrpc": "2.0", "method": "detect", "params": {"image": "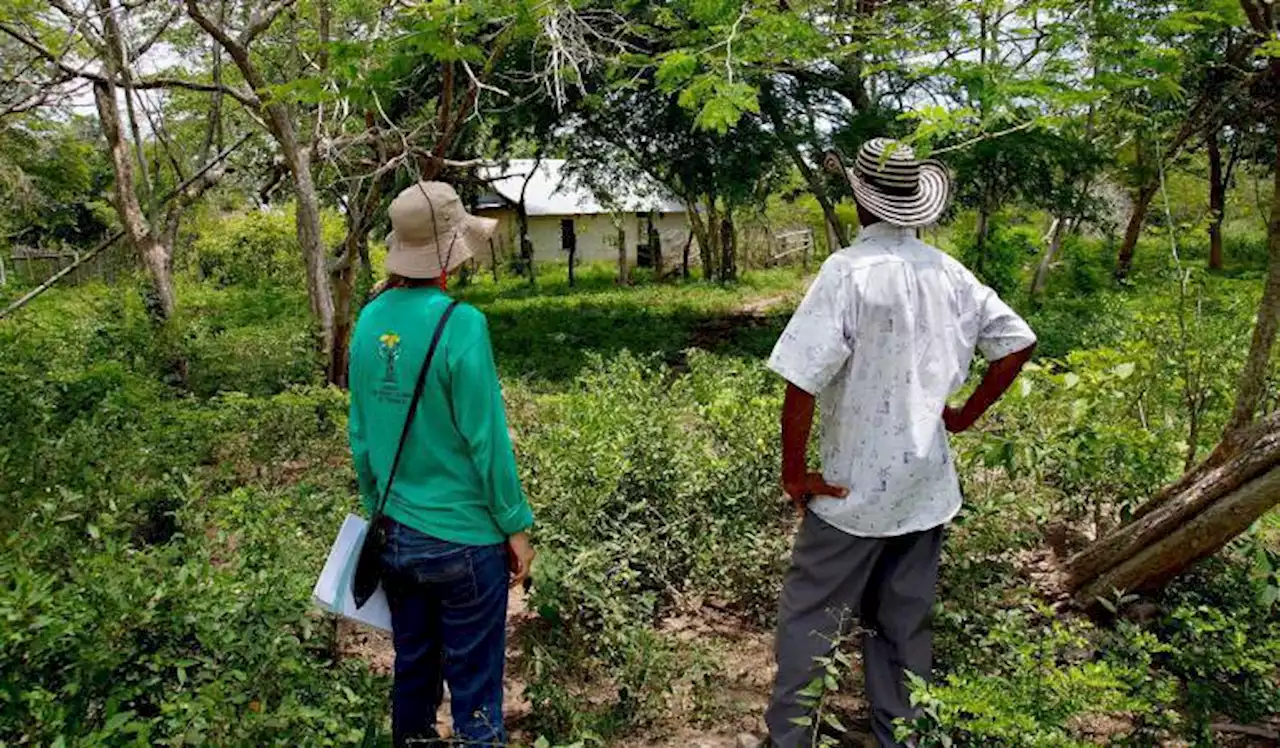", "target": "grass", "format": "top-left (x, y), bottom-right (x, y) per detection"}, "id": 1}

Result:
top-left (455, 263), bottom-right (809, 386)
